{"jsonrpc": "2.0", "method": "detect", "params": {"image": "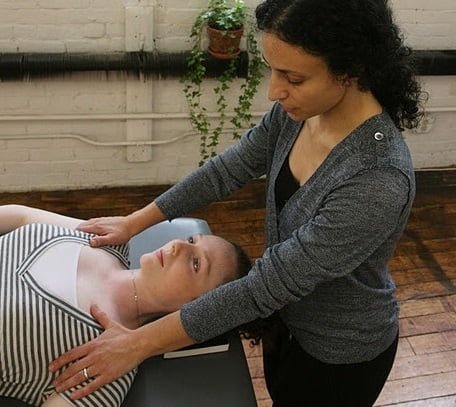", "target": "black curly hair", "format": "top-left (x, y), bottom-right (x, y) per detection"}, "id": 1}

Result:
top-left (255, 0), bottom-right (426, 131)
